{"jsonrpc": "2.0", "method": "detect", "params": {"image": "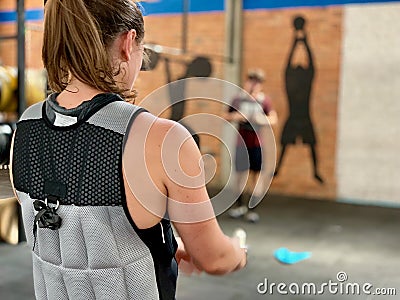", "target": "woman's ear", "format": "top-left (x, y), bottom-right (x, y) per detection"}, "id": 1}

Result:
top-left (121, 29), bottom-right (137, 62)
